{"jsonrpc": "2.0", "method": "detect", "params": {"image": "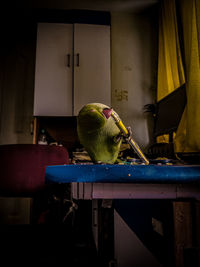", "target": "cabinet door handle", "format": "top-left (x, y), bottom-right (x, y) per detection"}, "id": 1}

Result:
top-left (67, 54), bottom-right (70, 67)
top-left (76, 53), bottom-right (80, 67)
